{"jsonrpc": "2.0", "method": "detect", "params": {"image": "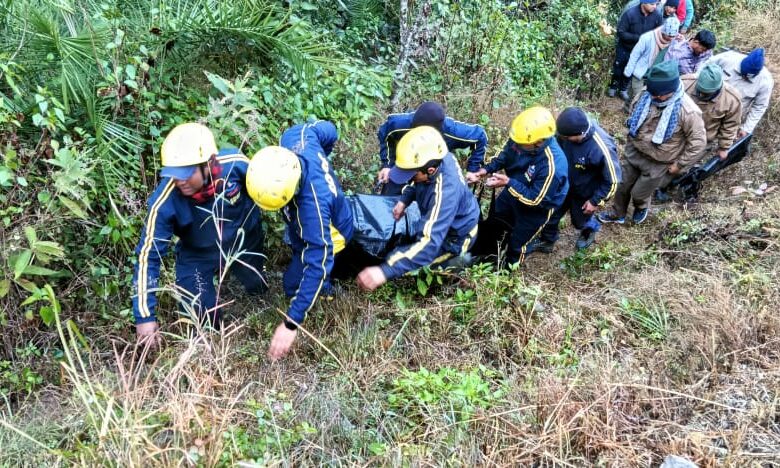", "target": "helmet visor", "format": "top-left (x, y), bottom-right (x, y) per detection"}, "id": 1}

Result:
top-left (160, 165), bottom-right (197, 180)
top-left (389, 166), bottom-right (419, 185)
